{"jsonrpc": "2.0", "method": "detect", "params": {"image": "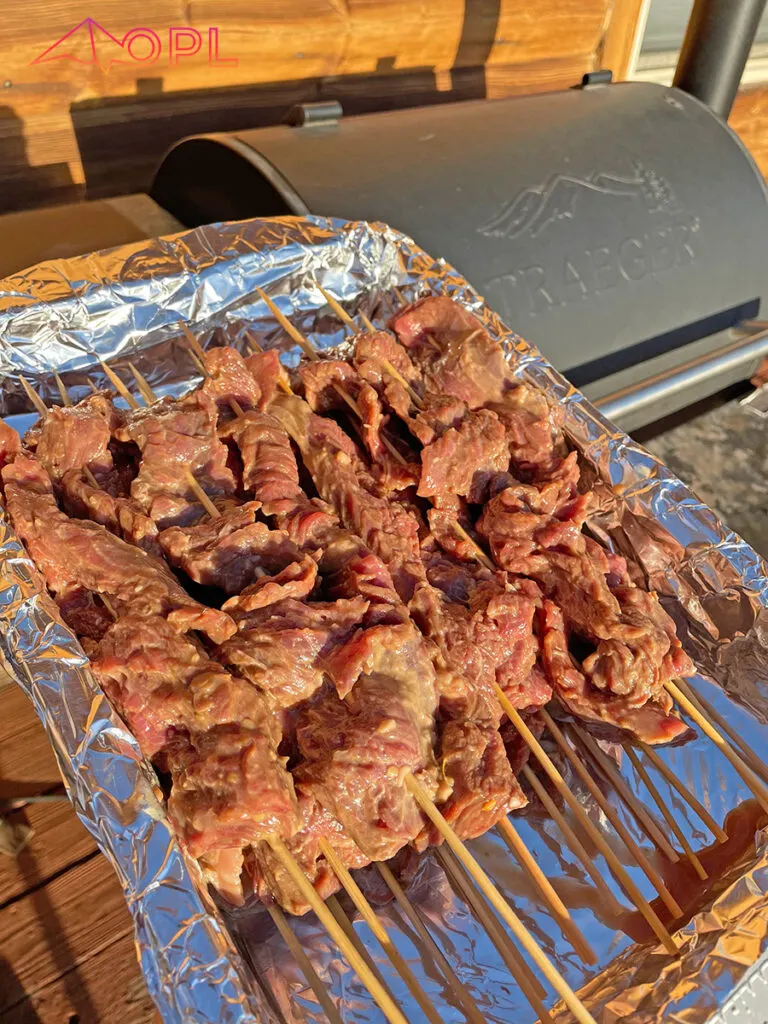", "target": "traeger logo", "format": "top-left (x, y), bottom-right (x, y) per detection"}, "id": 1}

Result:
top-left (479, 164), bottom-right (700, 319)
